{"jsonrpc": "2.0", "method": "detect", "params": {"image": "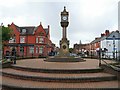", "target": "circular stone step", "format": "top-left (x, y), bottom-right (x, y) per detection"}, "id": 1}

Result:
top-left (44, 57), bottom-right (86, 62)
top-left (1, 76), bottom-right (119, 90)
top-left (11, 65), bottom-right (103, 73)
top-left (1, 68), bottom-right (117, 83)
